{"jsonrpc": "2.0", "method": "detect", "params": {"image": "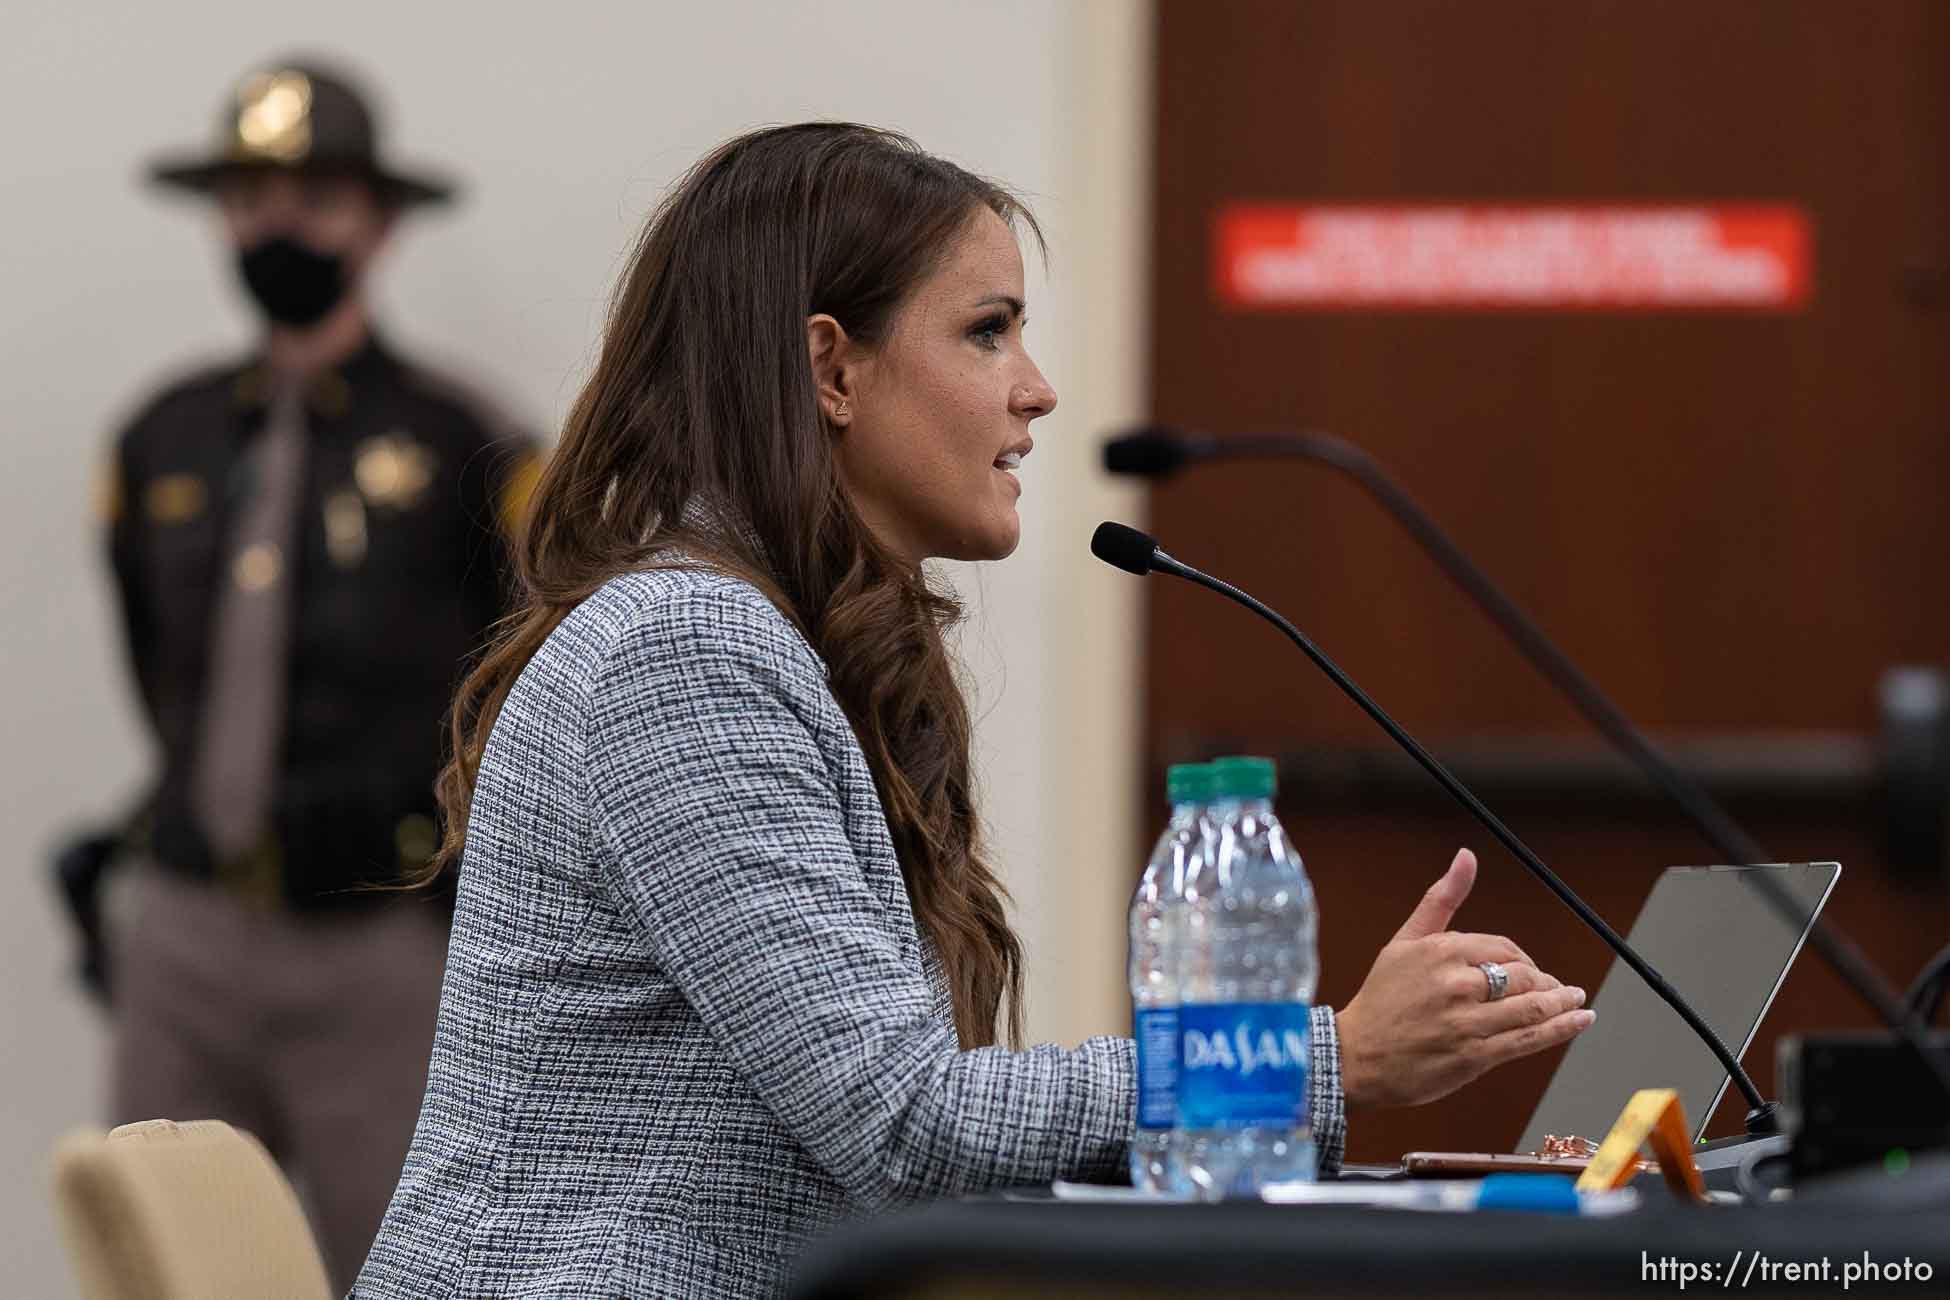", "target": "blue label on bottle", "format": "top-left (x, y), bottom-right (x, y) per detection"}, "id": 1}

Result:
top-left (1176, 1002), bottom-right (1310, 1130)
top-left (1134, 1006), bottom-right (1180, 1130)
